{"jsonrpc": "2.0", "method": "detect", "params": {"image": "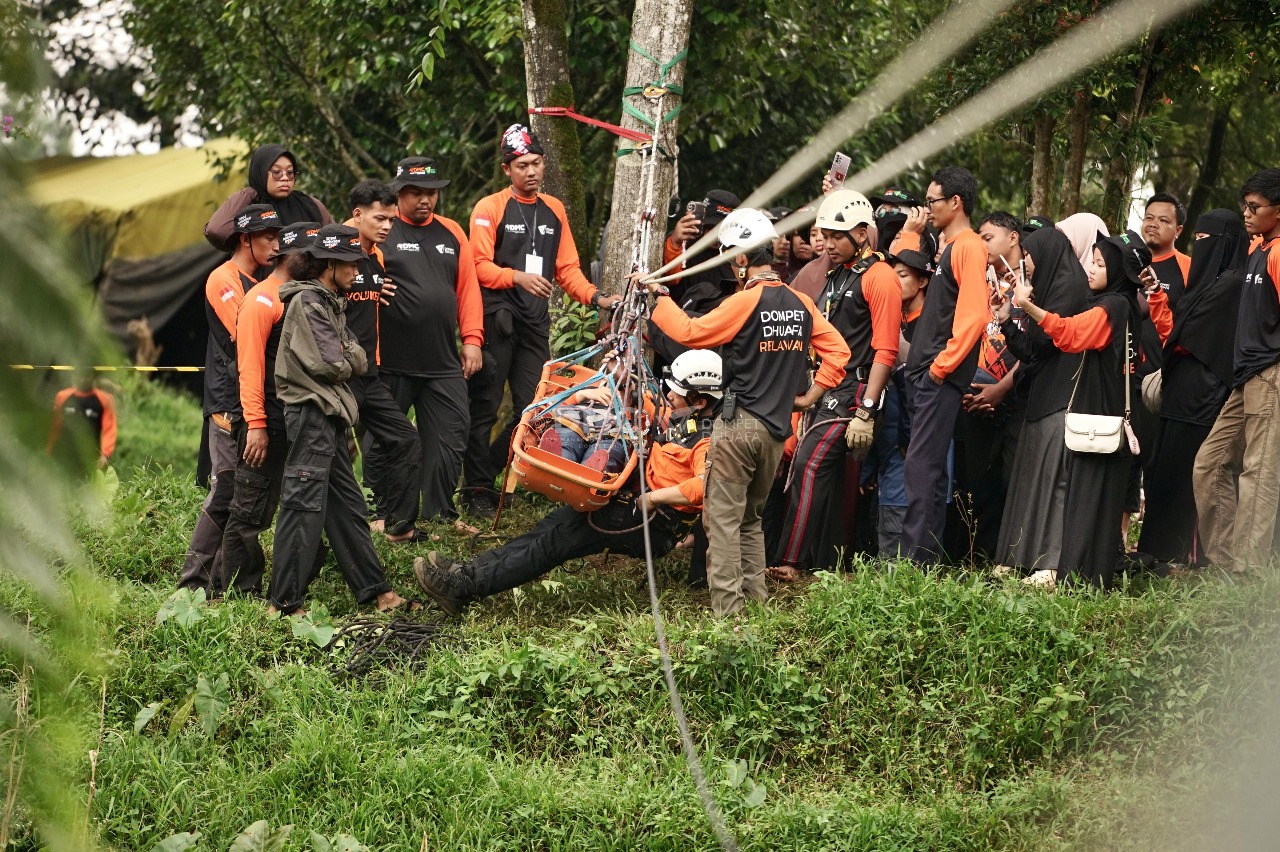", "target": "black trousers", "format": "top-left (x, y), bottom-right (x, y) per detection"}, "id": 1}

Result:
top-left (268, 402), bottom-right (393, 614)
top-left (379, 371), bottom-right (469, 522)
top-left (354, 374), bottom-right (422, 536)
top-left (463, 312), bottom-right (550, 492)
top-left (1136, 418), bottom-right (1213, 563)
top-left (901, 373), bottom-right (964, 564)
top-left (469, 500), bottom-right (692, 599)
top-left (777, 394), bottom-right (860, 571)
top-left (221, 423), bottom-right (289, 595)
top-left (1060, 448), bottom-right (1131, 589)
top-left (944, 406), bottom-right (1013, 563)
top-left (178, 418), bottom-right (238, 594)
